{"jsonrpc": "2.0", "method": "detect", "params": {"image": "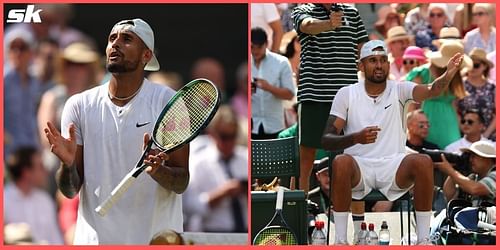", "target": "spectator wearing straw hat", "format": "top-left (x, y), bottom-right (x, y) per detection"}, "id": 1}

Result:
top-left (370, 5), bottom-right (403, 40)
top-left (437, 141), bottom-right (496, 205)
top-left (463, 3), bottom-right (496, 54)
top-left (458, 48), bottom-right (496, 141)
top-left (415, 4), bottom-right (451, 51)
top-left (432, 27), bottom-right (463, 49)
top-left (385, 26), bottom-right (413, 80)
top-left (406, 40), bottom-right (472, 149)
